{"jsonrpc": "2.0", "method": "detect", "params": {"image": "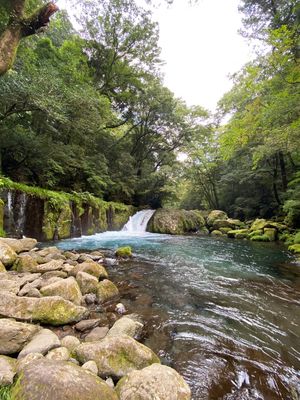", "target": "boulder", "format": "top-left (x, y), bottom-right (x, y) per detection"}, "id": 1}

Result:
top-left (212, 218), bottom-right (244, 231)
top-left (0, 279), bottom-right (21, 294)
top-left (207, 210), bottom-right (228, 227)
top-left (60, 336), bottom-right (81, 353)
top-left (11, 359), bottom-right (118, 400)
top-left (16, 353), bottom-right (44, 374)
top-left (0, 261), bottom-right (6, 272)
top-left (0, 318), bottom-right (41, 355)
top-left (70, 261), bottom-right (108, 280)
top-left (0, 292), bottom-right (88, 325)
top-left (40, 277), bottom-right (82, 305)
top-left (75, 319), bottom-right (101, 332)
top-left (18, 329), bottom-right (60, 359)
top-left (82, 360), bottom-right (98, 375)
top-left (0, 242), bottom-right (17, 267)
top-left (0, 355), bottom-right (16, 386)
top-left (84, 327), bottom-right (109, 342)
top-left (107, 315), bottom-right (143, 339)
top-left (116, 364), bottom-right (191, 400)
top-left (46, 347), bottom-right (70, 361)
top-left (148, 209), bottom-right (206, 235)
top-left (34, 259), bottom-right (65, 273)
top-left (76, 271), bottom-right (98, 295)
top-left (96, 279), bottom-right (119, 303)
top-left (115, 246), bottom-right (132, 258)
top-left (210, 230), bottom-right (223, 236)
top-left (74, 334), bottom-right (160, 379)
top-left (0, 238), bottom-right (37, 254)
top-left (227, 229), bottom-right (249, 239)
top-left (14, 254), bottom-right (38, 273)
top-left (264, 228), bottom-right (277, 241)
